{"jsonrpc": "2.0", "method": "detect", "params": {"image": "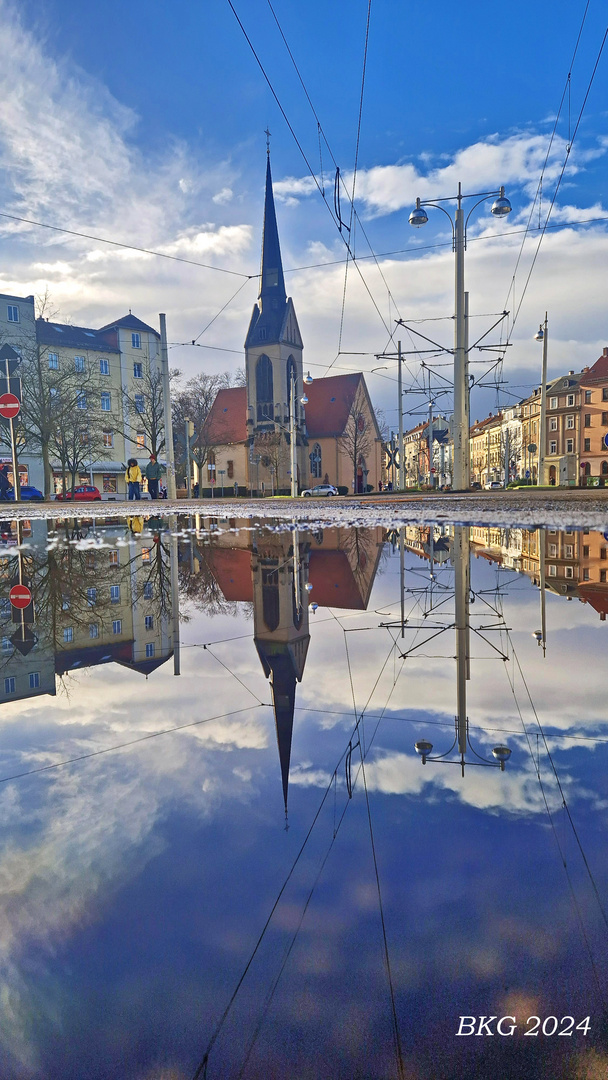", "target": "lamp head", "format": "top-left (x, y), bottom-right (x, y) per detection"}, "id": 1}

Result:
top-left (300, 394), bottom-right (308, 405)
top-left (534, 325), bottom-right (544, 342)
top-left (304, 371), bottom-right (313, 385)
top-left (310, 602), bottom-right (318, 613)
top-left (415, 740), bottom-right (433, 764)
top-left (305, 582), bottom-right (313, 592)
top-left (532, 630), bottom-right (543, 644)
top-left (409, 198), bottom-right (428, 228)
top-left (492, 745), bottom-right (512, 768)
top-left (491, 187), bottom-right (512, 217)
